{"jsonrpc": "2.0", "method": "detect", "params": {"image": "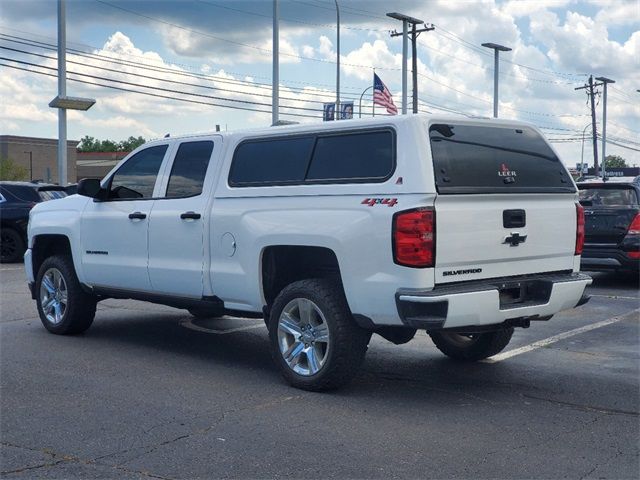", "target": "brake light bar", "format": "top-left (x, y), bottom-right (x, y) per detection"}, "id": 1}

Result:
top-left (575, 203), bottom-right (585, 255)
top-left (627, 213), bottom-right (640, 235)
